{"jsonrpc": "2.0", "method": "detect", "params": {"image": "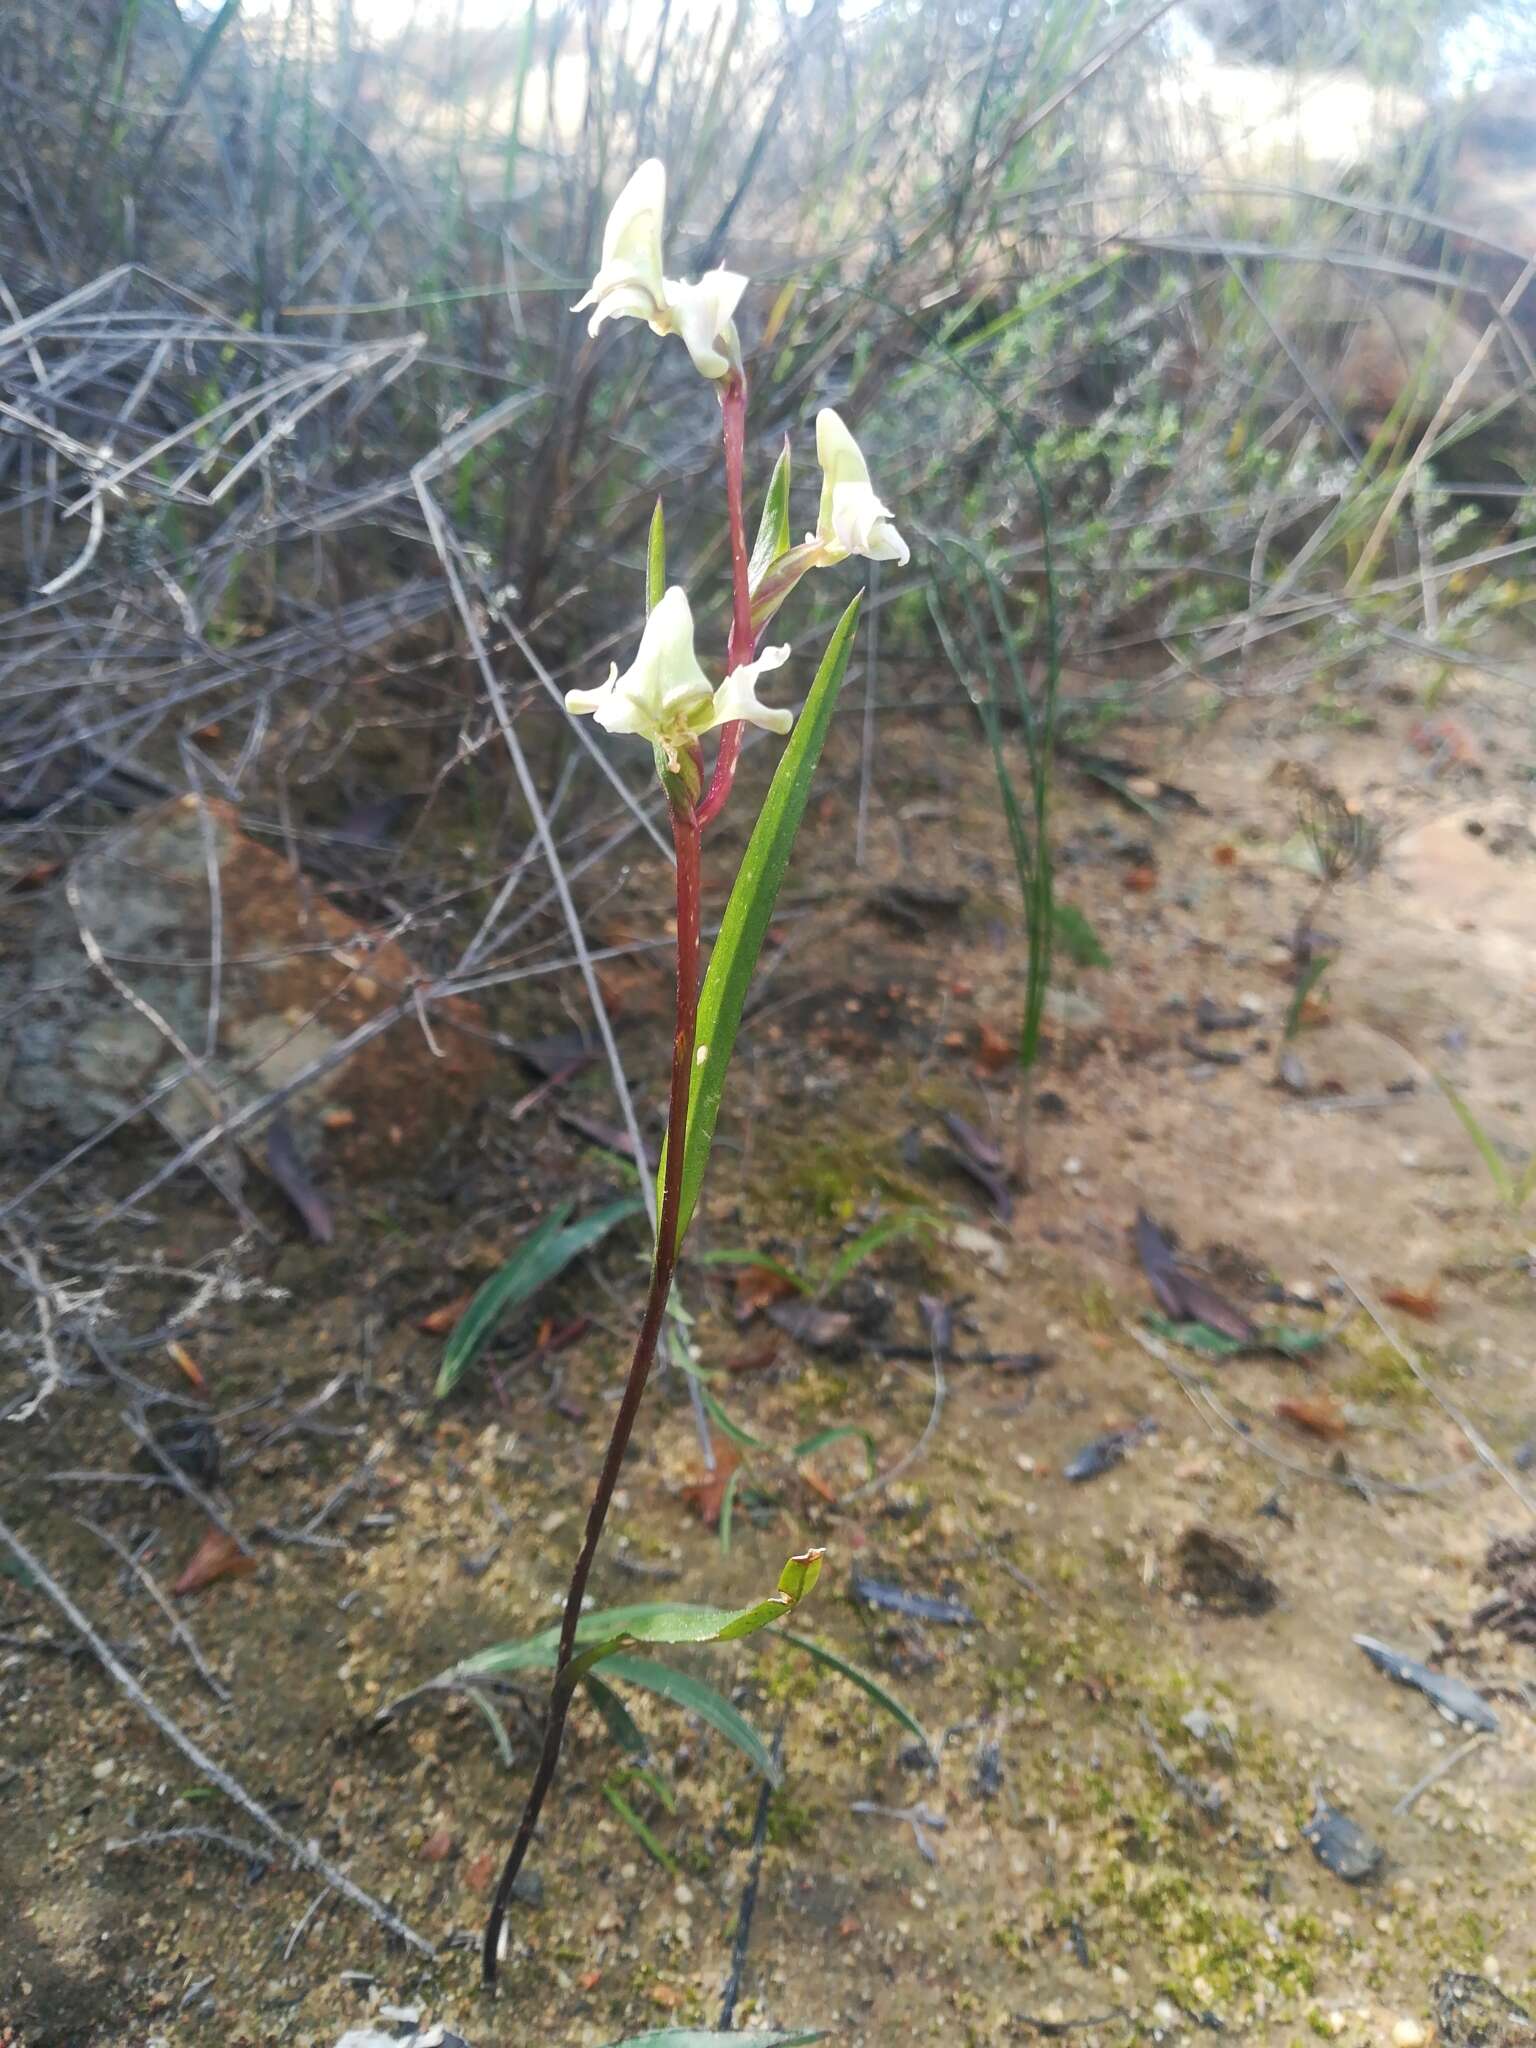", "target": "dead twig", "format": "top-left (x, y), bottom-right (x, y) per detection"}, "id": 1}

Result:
top-left (78, 1515), bottom-right (230, 1703)
top-left (0, 1510), bottom-right (434, 1956)
top-left (1332, 1269), bottom-right (1536, 1523)
top-left (1392, 1733), bottom-right (1490, 1817)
